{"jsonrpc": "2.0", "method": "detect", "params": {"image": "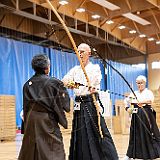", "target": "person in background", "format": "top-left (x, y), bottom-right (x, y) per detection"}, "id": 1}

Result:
top-left (62, 43), bottom-right (118, 160)
top-left (18, 54), bottom-right (70, 160)
top-left (124, 75), bottom-right (160, 160)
